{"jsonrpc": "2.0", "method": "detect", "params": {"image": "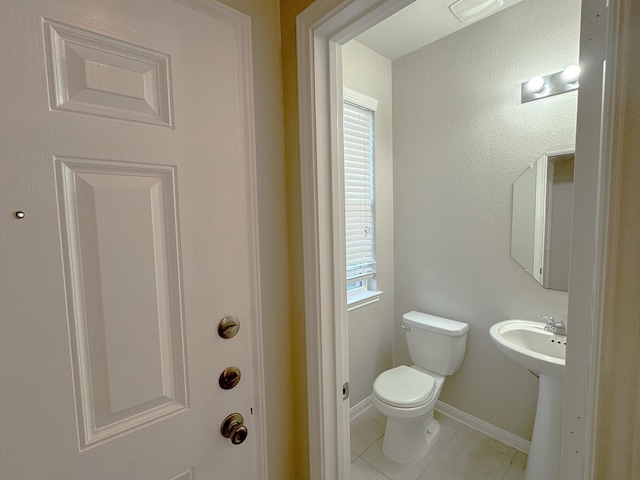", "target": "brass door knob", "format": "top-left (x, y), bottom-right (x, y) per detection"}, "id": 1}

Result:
top-left (220, 413), bottom-right (248, 445)
top-left (230, 425), bottom-right (248, 445)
